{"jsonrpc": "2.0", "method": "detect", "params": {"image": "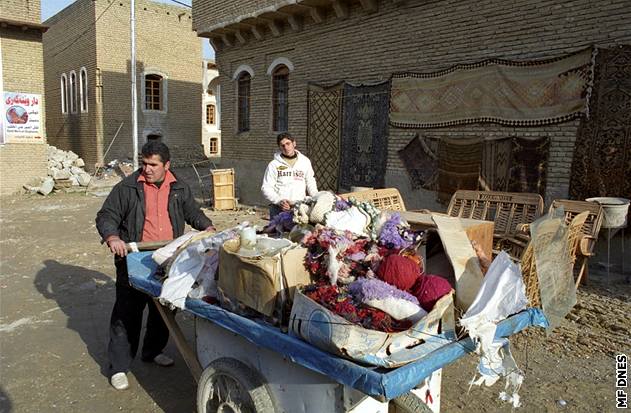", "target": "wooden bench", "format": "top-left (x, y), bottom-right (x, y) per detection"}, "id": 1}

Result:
top-left (339, 188), bottom-right (406, 211)
top-left (446, 190), bottom-right (544, 258)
